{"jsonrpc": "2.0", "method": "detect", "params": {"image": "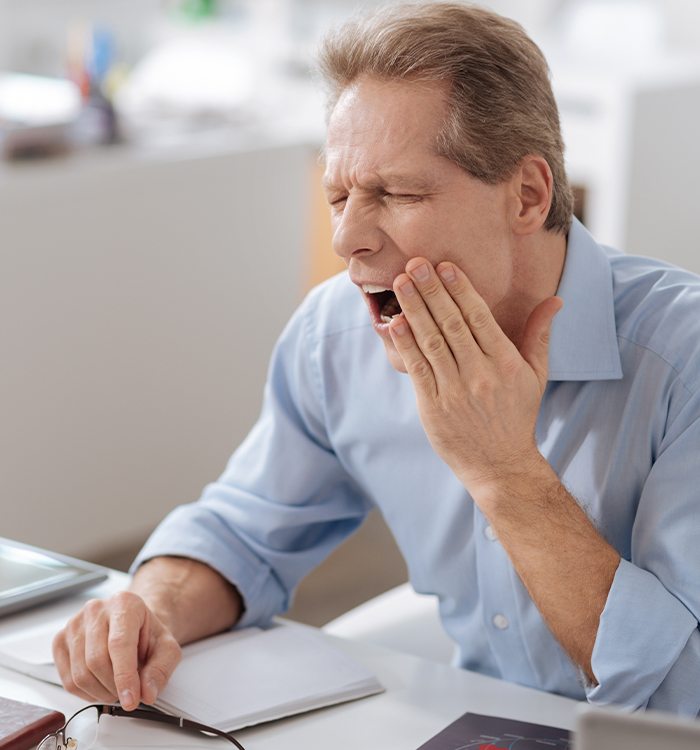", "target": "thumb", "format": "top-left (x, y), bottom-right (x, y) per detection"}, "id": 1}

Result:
top-left (520, 296), bottom-right (563, 386)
